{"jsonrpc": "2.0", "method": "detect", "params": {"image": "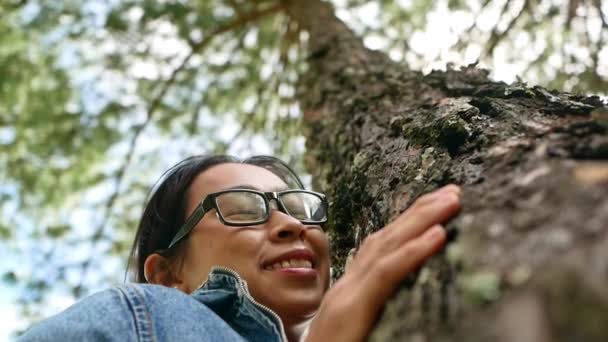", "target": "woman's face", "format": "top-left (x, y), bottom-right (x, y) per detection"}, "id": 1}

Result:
top-left (176, 163), bottom-right (331, 324)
